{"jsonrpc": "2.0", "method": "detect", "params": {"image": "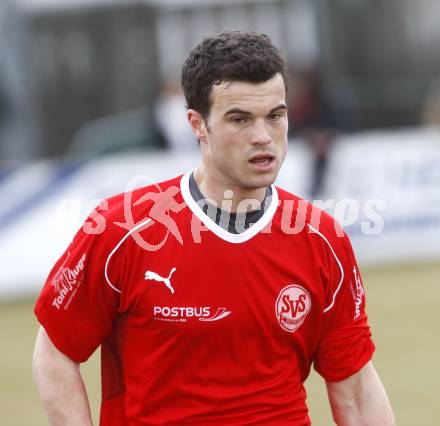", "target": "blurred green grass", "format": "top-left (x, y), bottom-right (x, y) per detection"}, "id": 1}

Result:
top-left (1, 261), bottom-right (439, 425)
